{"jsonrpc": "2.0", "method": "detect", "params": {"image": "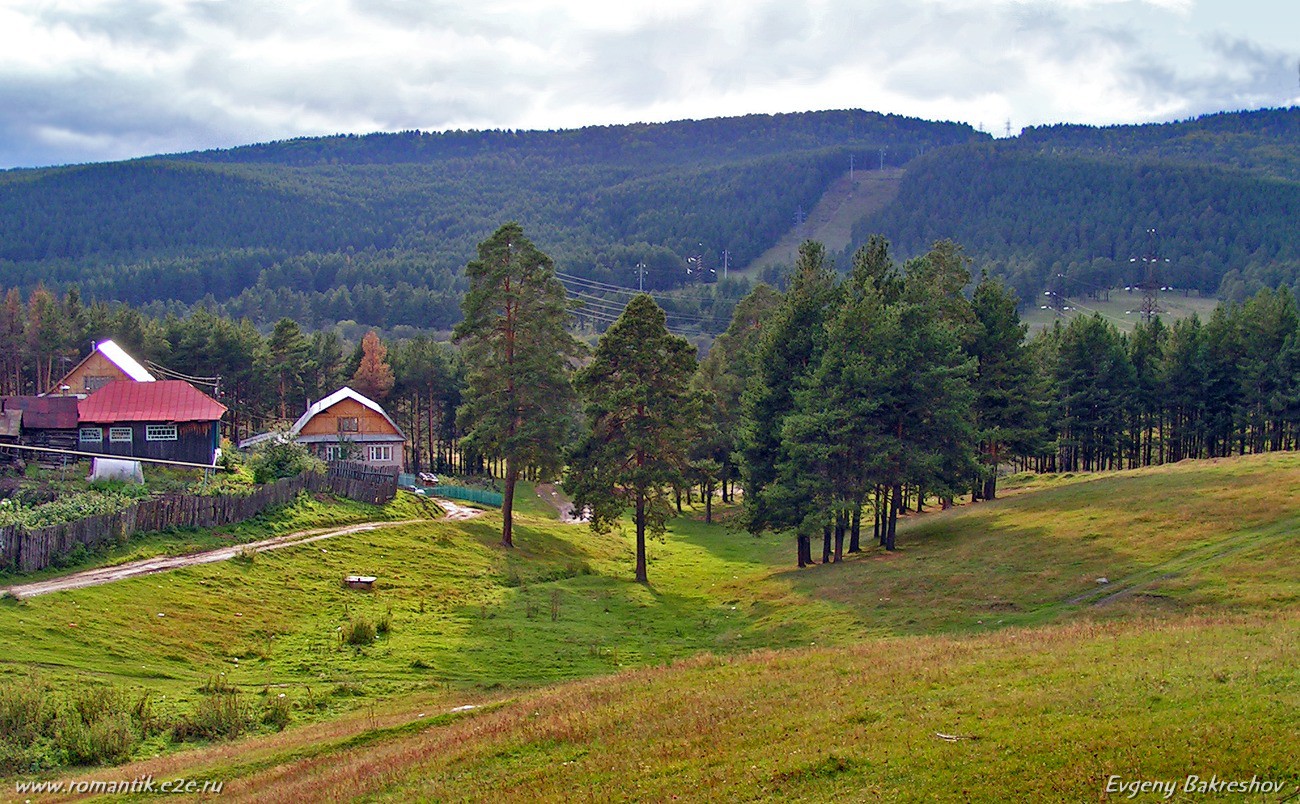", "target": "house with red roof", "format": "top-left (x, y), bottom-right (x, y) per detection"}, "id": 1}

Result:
top-left (77, 380), bottom-right (227, 467)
